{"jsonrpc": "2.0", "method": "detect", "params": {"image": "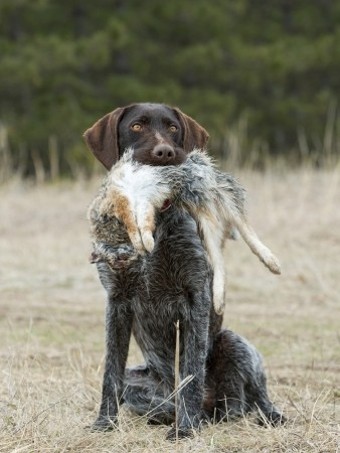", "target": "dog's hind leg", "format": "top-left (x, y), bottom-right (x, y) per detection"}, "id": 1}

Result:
top-left (123, 370), bottom-right (175, 425)
top-left (205, 329), bottom-right (286, 426)
top-left (244, 371), bottom-right (287, 427)
top-left (205, 329), bottom-right (249, 422)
